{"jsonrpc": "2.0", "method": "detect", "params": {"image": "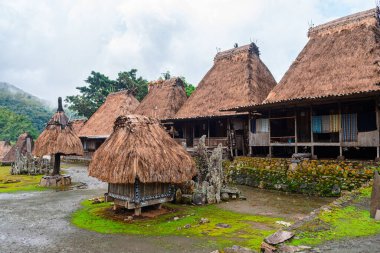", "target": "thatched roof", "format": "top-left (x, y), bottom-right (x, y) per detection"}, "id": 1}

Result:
top-left (79, 91), bottom-right (139, 138)
top-left (0, 141), bottom-right (12, 161)
top-left (173, 43), bottom-right (276, 119)
top-left (265, 8), bottom-right (380, 104)
top-left (2, 133), bottom-right (33, 164)
top-left (89, 115), bottom-right (197, 184)
top-left (34, 98), bottom-right (83, 157)
top-left (134, 77), bottom-right (187, 120)
top-left (70, 119), bottom-right (86, 135)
